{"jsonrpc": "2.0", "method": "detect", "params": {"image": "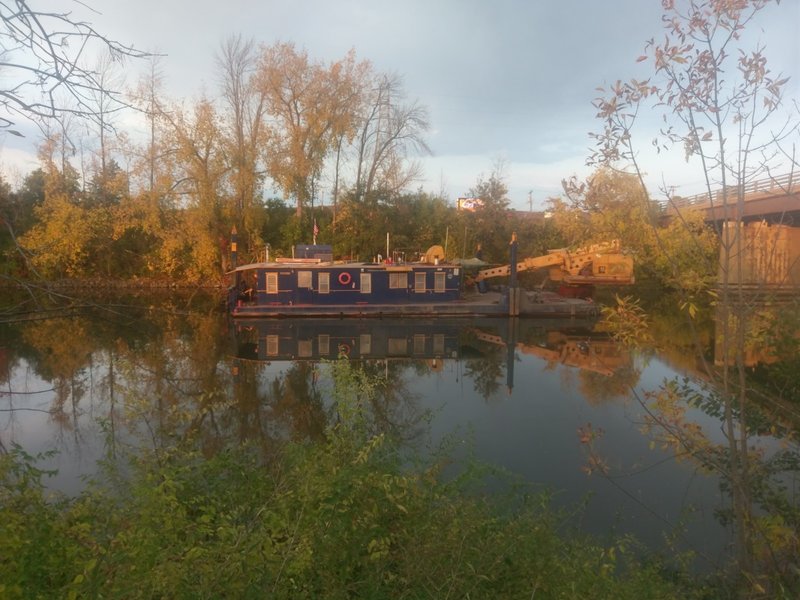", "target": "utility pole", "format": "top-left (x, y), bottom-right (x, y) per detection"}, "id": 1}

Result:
top-left (528, 190), bottom-right (533, 212)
